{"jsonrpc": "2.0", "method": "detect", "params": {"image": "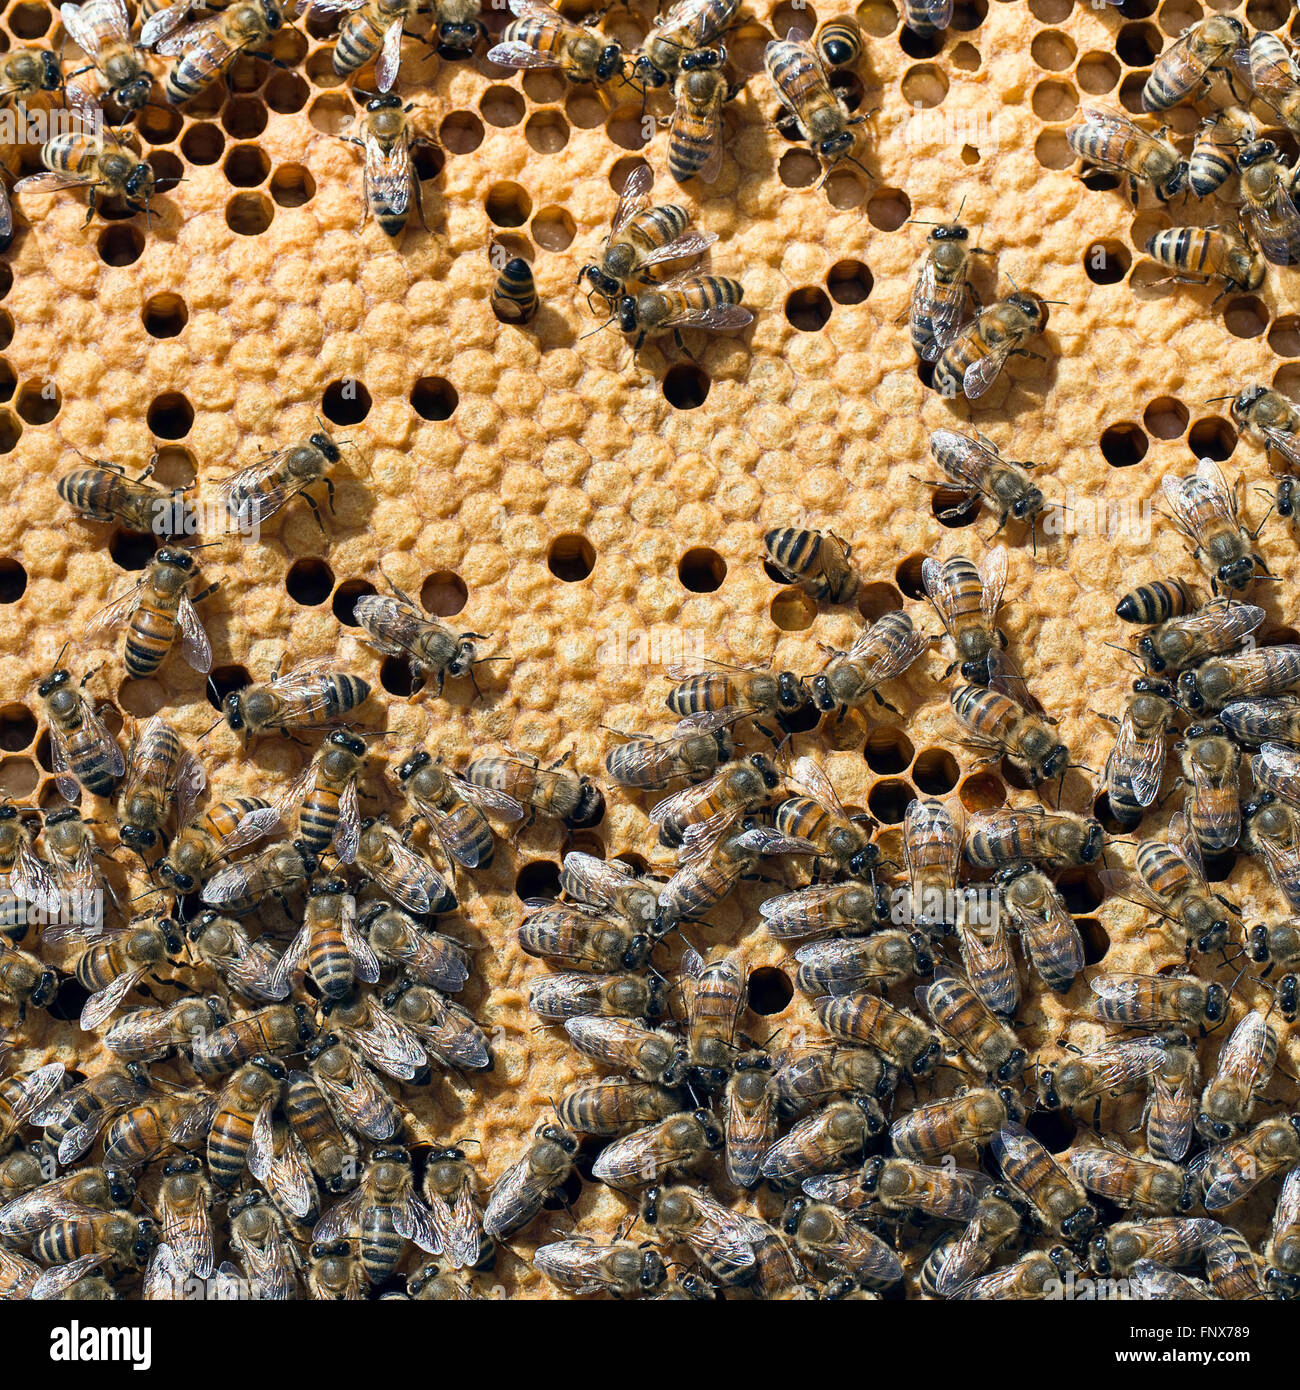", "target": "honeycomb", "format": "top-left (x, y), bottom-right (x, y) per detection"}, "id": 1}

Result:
top-left (0, 0), bottom-right (1296, 1300)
